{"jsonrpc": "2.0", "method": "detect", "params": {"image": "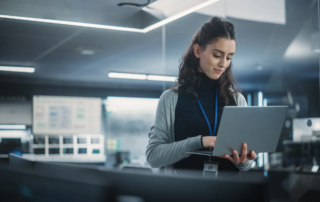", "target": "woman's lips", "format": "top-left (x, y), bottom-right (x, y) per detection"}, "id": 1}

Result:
top-left (214, 69), bottom-right (222, 74)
